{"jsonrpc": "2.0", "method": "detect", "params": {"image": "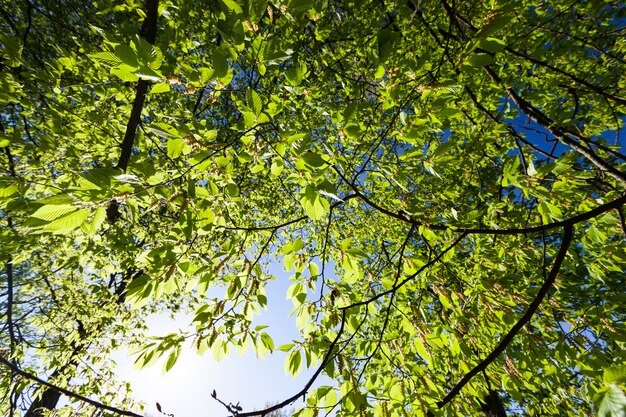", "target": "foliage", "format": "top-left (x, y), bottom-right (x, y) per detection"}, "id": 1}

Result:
top-left (1, 0), bottom-right (626, 416)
